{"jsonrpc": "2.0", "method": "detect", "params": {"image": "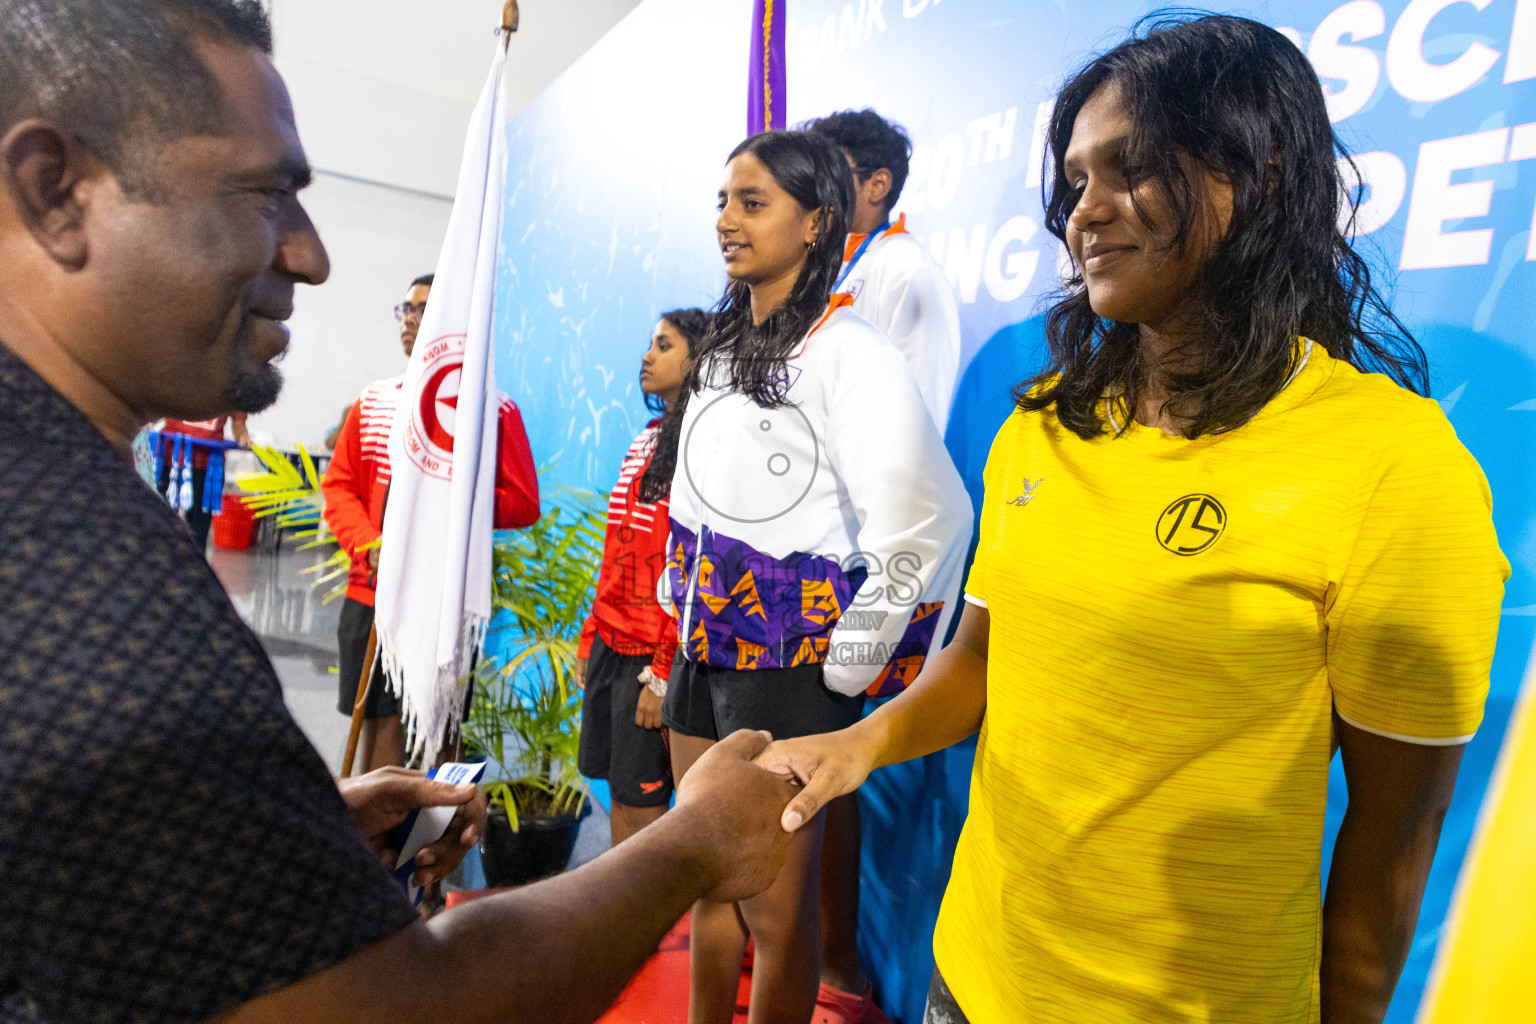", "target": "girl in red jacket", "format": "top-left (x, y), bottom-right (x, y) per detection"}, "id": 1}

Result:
top-left (575, 309), bottom-right (708, 846)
